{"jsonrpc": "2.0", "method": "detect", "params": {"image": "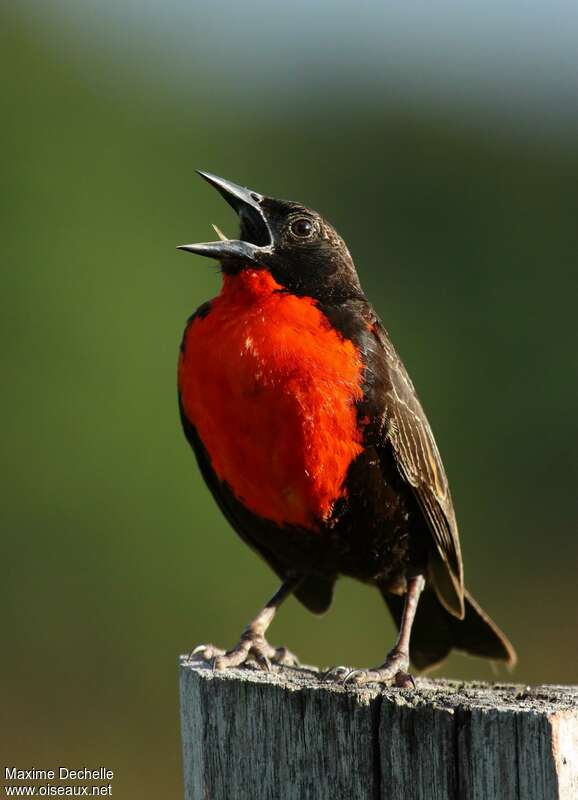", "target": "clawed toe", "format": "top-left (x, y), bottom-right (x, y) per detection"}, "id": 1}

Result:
top-left (395, 671), bottom-right (416, 689)
top-left (324, 665), bottom-right (354, 682)
top-left (188, 643), bottom-right (225, 662)
top-left (344, 669), bottom-right (370, 685)
top-left (189, 638), bottom-right (298, 672)
top-left (325, 651), bottom-right (415, 688)
top-left (272, 646), bottom-right (300, 667)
